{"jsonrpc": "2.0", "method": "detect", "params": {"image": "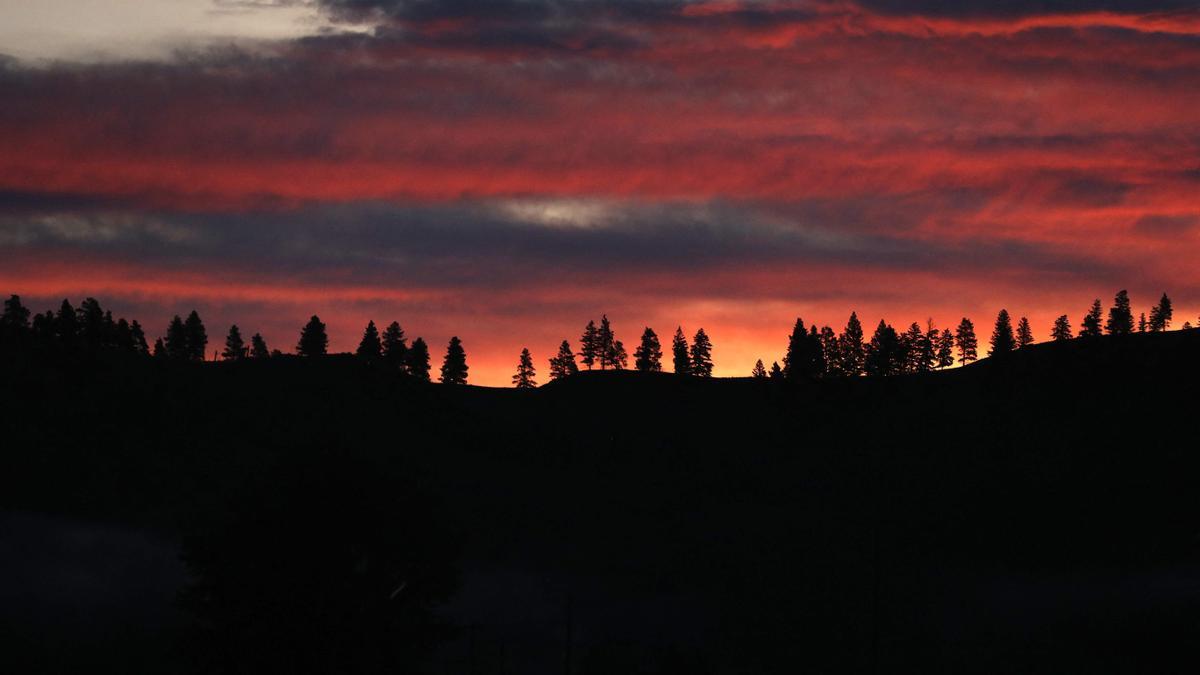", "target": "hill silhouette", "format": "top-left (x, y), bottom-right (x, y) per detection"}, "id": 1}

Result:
top-left (2, 329), bottom-right (1199, 674)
